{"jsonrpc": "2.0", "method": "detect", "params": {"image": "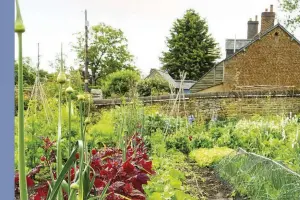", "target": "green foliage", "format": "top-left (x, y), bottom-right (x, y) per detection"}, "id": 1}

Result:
top-left (35, 166), bottom-right (52, 182)
top-left (137, 78), bottom-right (170, 96)
top-left (143, 113), bottom-right (185, 137)
top-left (14, 57), bottom-right (49, 86)
top-left (87, 110), bottom-right (117, 148)
top-left (189, 147), bottom-right (235, 167)
top-left (102, 70), bottom-right (140, 98)
top-left (147, 130), bottom-right (167, 156)
top-left (216, 152), bottom-right (300, 200)
top-left (160, 9), bottom-right (220, 80)
top-left (14, 97), bottom-right (82, 169)
top-left (144, 131), bottom-right (197, 200)
top-left (43, 74), bottom-right (83, 105)
top-left (190, 134), bottom-right (214, 149)
top-left (72, 23), bottom-right (136, 85)
top-left (190, 115), bottom-right (300, 172)
top-left (166, 131), bottom-right (191, 154)
top-left (112, 101), bottom-right (146, 149)
top-left (69, 66), bottom-right (84, 92)
top-left (144, 110), bottom-right (300, 199)
top-left (280, 0), bottom-right (300, 31)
